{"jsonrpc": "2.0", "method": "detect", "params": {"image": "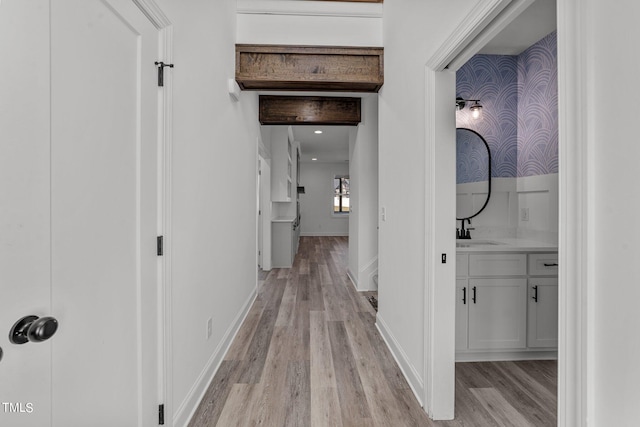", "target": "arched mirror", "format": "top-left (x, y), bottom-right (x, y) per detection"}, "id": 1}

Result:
top-left (456, 127), bottom-right (492, 221)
